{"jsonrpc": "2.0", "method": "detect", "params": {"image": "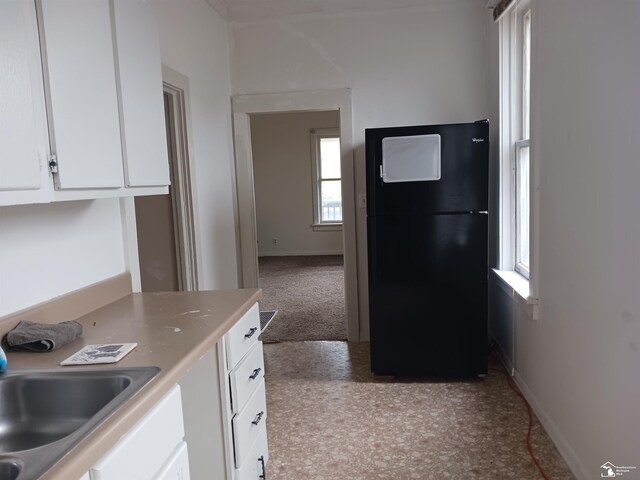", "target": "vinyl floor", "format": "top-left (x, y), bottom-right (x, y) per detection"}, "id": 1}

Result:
top-left (263, 341), bottom-right (575, 480)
